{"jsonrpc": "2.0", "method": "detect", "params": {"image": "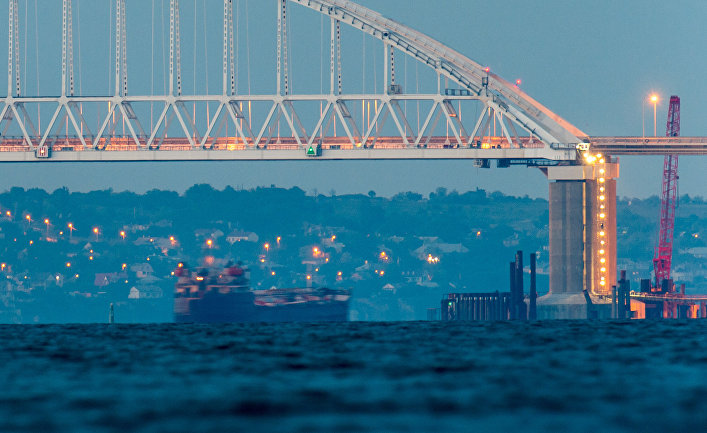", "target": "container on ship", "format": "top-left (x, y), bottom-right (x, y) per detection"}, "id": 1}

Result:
top-left (173, 262), bottom-right (350, 323)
